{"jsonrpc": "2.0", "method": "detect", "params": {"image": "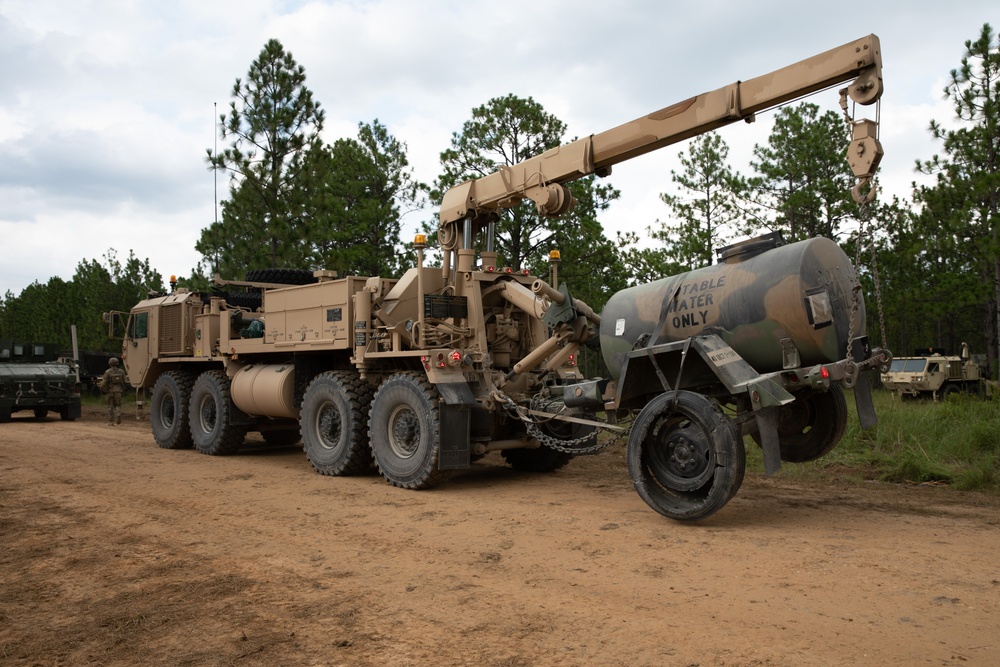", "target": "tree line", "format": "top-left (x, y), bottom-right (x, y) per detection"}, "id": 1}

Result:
top-left (2, 25), bottom-right (997, 376)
